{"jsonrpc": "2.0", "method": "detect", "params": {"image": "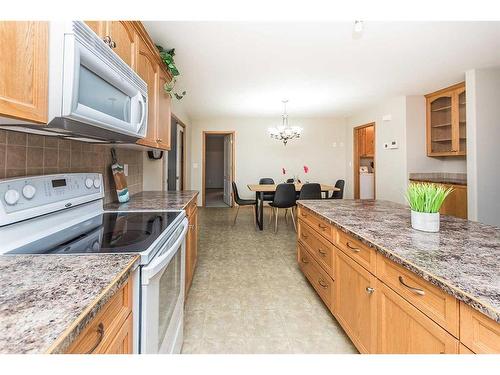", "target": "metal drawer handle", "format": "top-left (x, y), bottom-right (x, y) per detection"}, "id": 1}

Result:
top-left (318, 248), bottom-right (327, 256)
top-left (366, 287), bottom-right (375, 295)
top-left (301, 257), bottom-right (309, 264)
top-left (346, 242), bottom-right (360, 253)
top-left (399, 276), bottom-right (426, 296)
top-left (318, 279), bottom-right (328, 289)
top-left (318, 223), bottom-right (327, 229)
top-left (86, 323), bottom-right (104, 354)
